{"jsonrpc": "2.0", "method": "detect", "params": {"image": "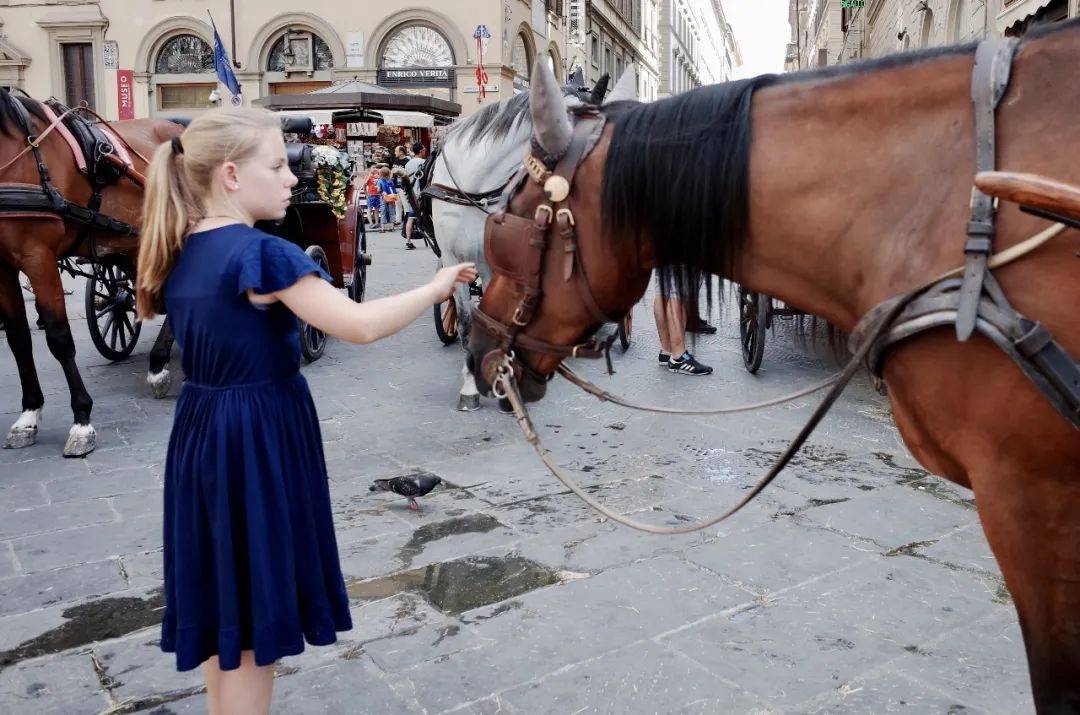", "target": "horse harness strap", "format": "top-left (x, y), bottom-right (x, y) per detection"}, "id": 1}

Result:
top-left (851, 37), bottom-right (1080, 431)
top-left (958, 38), bottom-right (1019, 341)
top-left (476, 112), bottom-right (621, 381)
top-left (0, 98), bottom-right (140, 258)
